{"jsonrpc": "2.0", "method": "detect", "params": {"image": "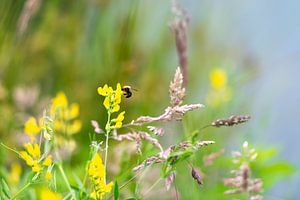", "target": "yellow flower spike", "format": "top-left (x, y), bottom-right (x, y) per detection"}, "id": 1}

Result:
top-left (88, 153), bottom-right (113, 199)
top-left (43, 155), bottom-right (52, 166)
top-left (20, 151), bottom-right (34, 166)
top-left (45, 171), bottom-right (52, 180)
top-left (24, 117), bottom-right (41, 136)
top-left (210, 68), bottom-right (228, 89)
top-left (39, 188), bottom-right (62, 200)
